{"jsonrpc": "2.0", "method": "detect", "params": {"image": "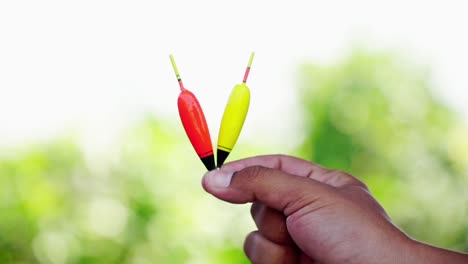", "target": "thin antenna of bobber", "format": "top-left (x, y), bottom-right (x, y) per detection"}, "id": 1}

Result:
top-left (170, 54), bottom-right (185, 90)
top-left (242, 52), bottom-right (255, 84)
